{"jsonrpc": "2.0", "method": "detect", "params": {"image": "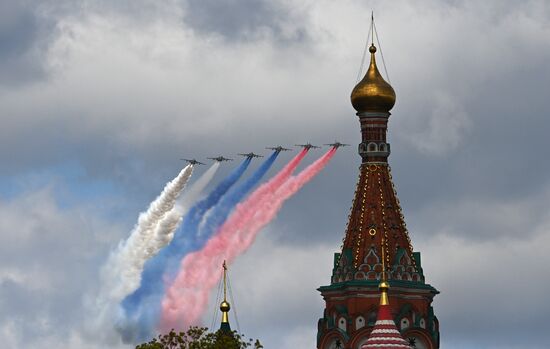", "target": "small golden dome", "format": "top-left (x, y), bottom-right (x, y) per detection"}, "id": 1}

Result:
top-left (220, 300), bottom-right (231, 312)
top-left (379, 280), bottom-right (390, 292)
top-left (351, 44), bottom-right (396, 113)
top-left (378, 279), bottom-right (390, 306)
